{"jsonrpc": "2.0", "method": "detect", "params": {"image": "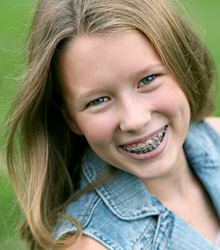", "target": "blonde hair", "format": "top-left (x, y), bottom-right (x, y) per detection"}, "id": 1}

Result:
top-left (6, 0), bottom-right (216, 249)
